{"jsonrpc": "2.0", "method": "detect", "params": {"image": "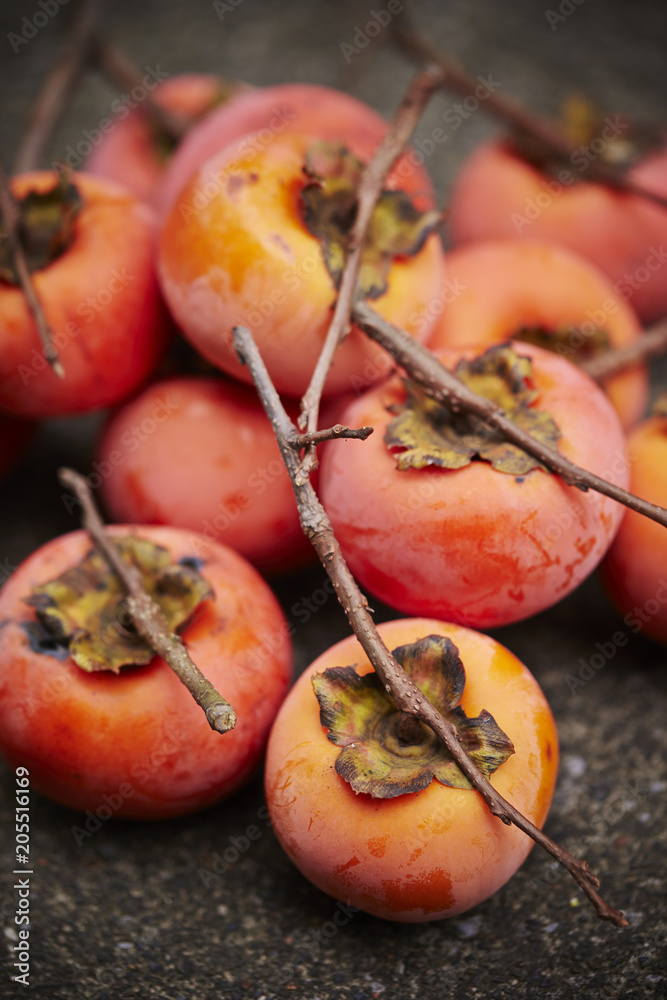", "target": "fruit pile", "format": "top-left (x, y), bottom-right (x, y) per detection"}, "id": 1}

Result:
top-left (1, 66), bottom-right (665, 925)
